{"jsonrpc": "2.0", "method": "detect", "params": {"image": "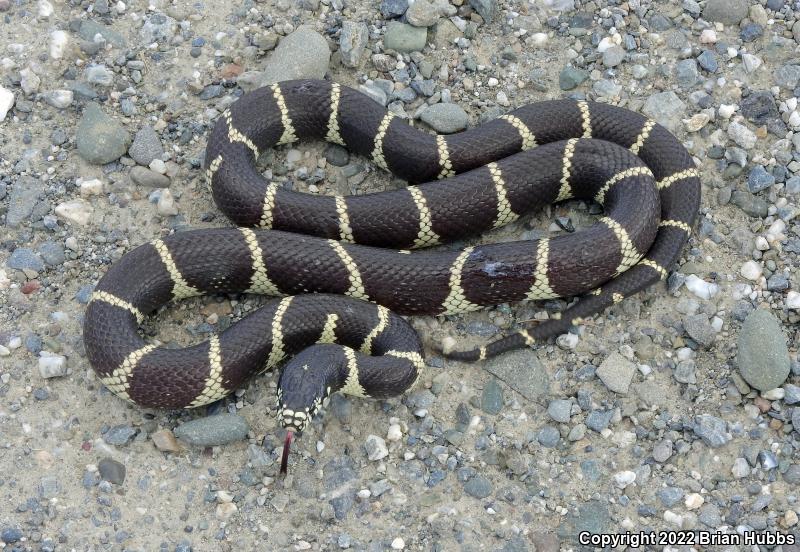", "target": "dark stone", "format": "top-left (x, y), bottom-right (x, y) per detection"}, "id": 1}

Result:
top-left (740, 92), bottom-right (778, 125)
top-left (98, 457), bottom-right (126, 484)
